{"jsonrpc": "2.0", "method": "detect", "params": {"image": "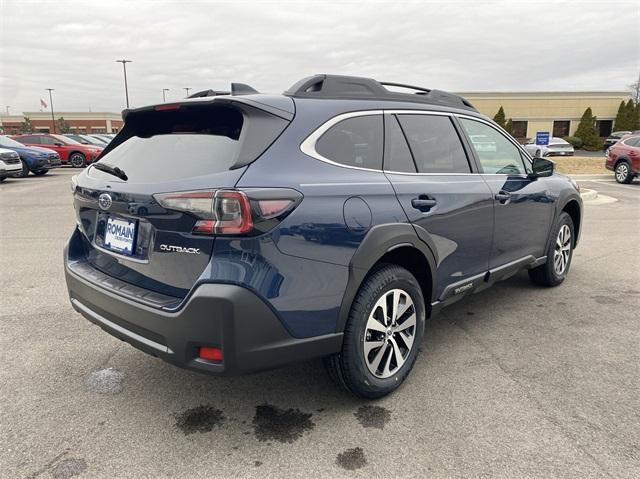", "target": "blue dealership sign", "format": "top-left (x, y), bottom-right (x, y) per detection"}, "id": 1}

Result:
top-left (535, 131), bottom-right (550, 146)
